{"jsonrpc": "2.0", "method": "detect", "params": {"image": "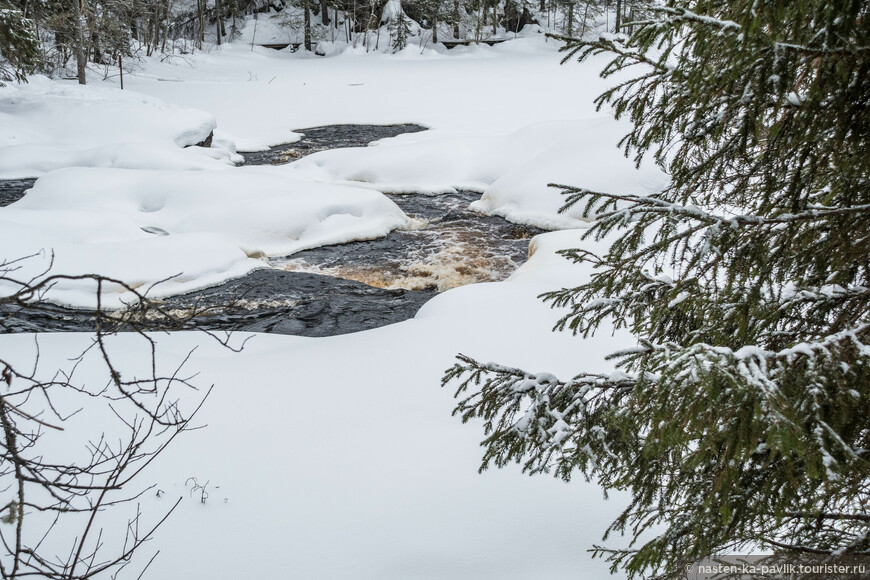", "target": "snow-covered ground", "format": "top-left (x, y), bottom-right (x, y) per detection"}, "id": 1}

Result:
top-left (0, 231), bottom-right (631, 579)
top-left (0, 35), bottom-right (664, 578)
